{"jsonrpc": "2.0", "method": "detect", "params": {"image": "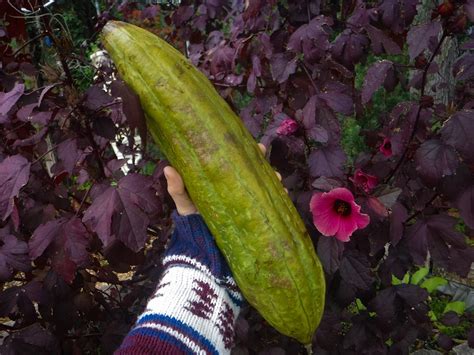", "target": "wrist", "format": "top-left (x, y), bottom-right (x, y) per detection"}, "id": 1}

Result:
top-left (176, 206), bottom-right (199, 216)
